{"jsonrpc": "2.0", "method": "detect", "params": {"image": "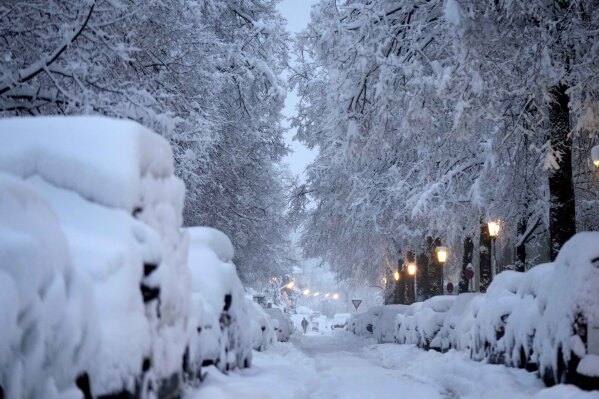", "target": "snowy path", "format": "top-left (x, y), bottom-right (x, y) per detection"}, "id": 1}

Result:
top-left (184, 332), bottom-right (599, 399)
